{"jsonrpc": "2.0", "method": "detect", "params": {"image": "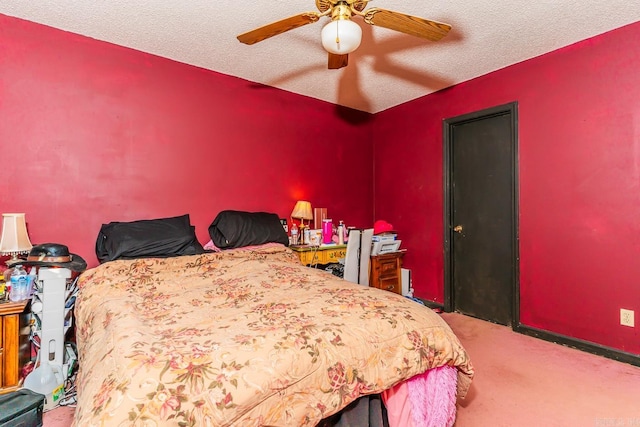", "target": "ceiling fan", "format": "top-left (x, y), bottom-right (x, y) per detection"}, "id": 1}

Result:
top-left (237, 0), bottom-right (451, 70)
